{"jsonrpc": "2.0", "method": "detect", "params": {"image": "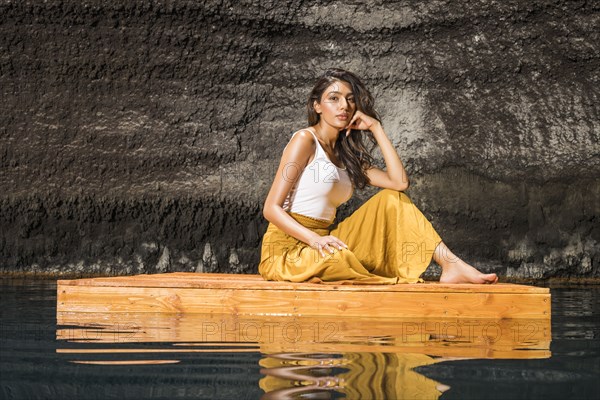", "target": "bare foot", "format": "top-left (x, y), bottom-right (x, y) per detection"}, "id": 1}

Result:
top-left (436, 384), bottom-right (451, 393)
top-left (440, 260), bottom-right (498, 284)
top-left (434, 241), bottom-right (498, 284)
